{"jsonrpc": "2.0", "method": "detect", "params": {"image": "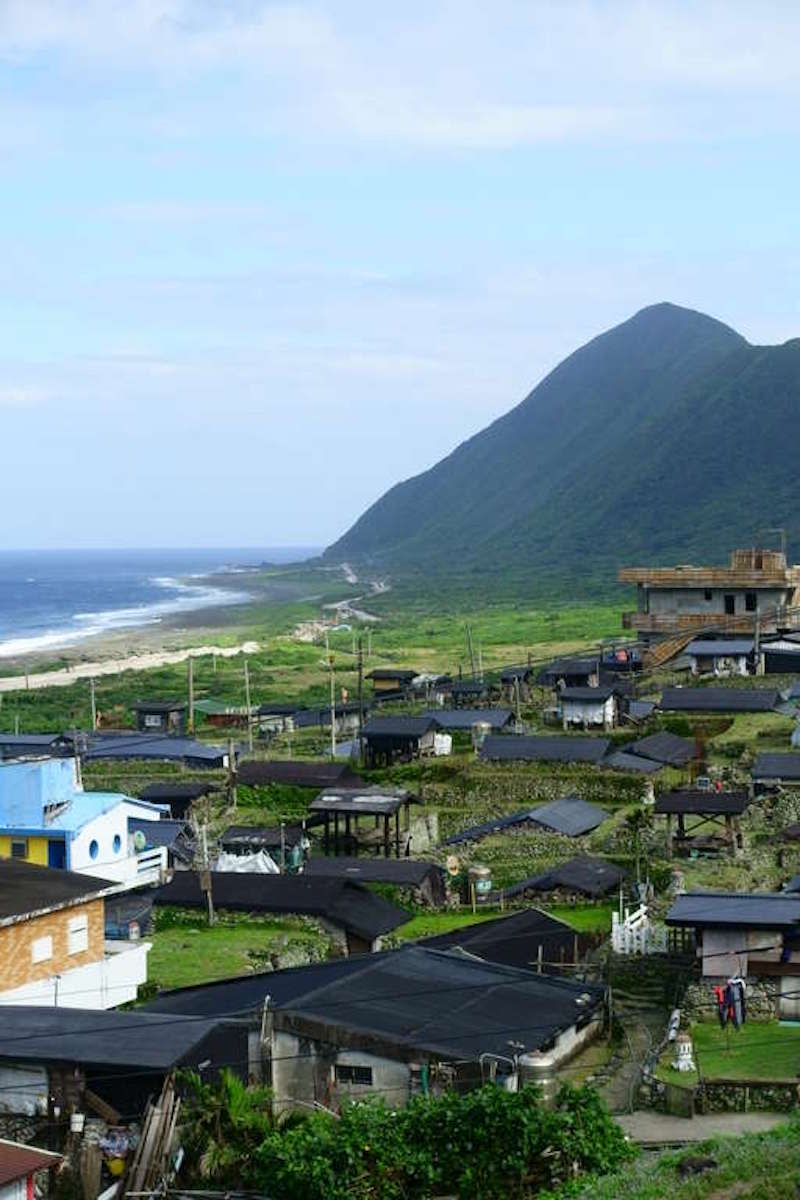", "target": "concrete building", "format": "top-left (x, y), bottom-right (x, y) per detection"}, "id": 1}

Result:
top-left (620, 547), bottom-right (800, 643)
top-left (685, 639), bottom-right (754, 677)
top-left (0, 758), bottom-right (168, 886)
top-left (0, 859), bottom-right (149, 1009)
top-left (558, 686), bottom-right (618, 730)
